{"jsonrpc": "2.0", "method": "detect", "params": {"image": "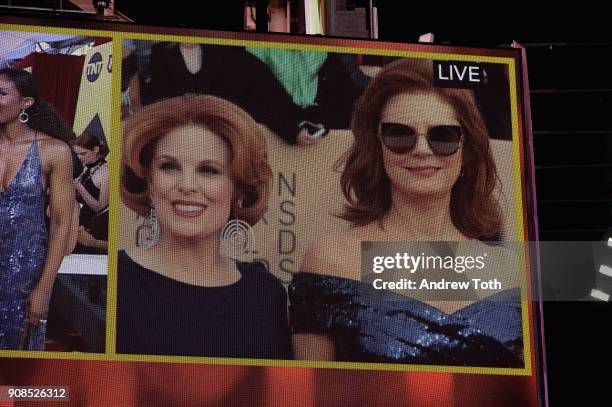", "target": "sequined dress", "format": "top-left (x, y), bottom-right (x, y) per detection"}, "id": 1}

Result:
top-left (289, 272), bottom-right (523, 367)
top-left (0, 138), bottom-right (48, 350)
